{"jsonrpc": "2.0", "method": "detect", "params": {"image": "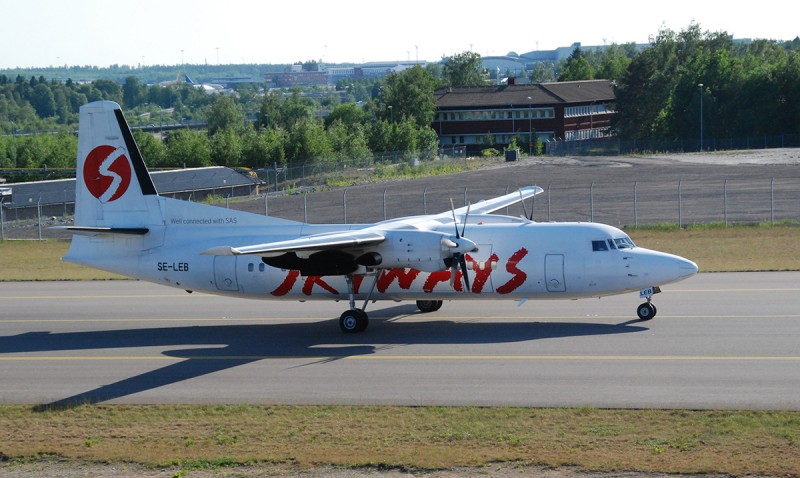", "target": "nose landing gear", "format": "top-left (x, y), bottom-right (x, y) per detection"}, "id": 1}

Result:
top-left (636, 286), bottom-right (661, 321)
